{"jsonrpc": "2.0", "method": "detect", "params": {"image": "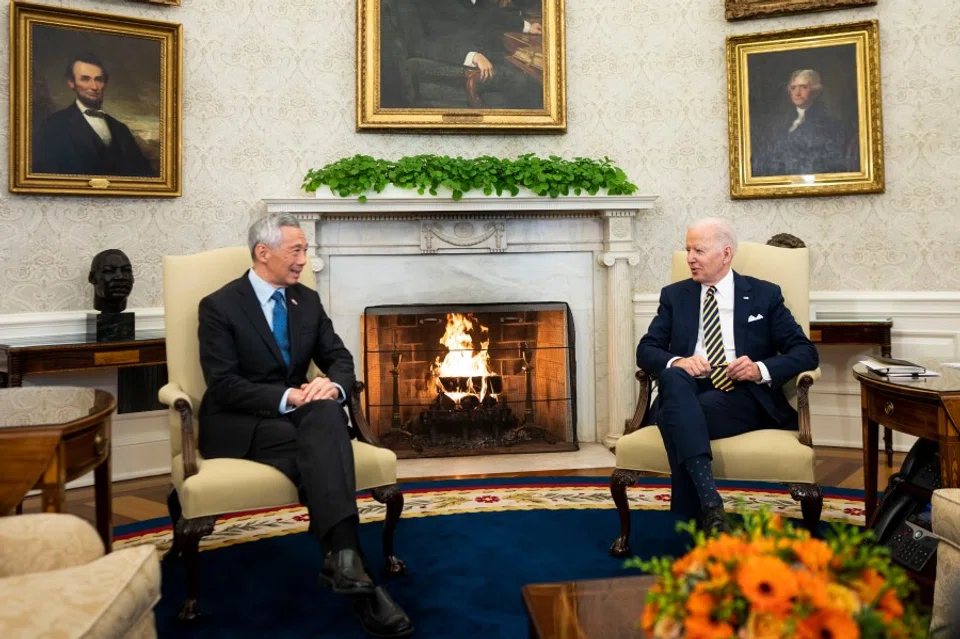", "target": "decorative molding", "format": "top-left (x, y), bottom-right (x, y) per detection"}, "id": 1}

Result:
top-left (0, 308), bottom-right (165, 340)
top-left (267, 194), bottom-right (658, 217)
top-left (420, 220), bottom-right (506, 253)
top-left (599, 251), bottom-right (641, 267)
